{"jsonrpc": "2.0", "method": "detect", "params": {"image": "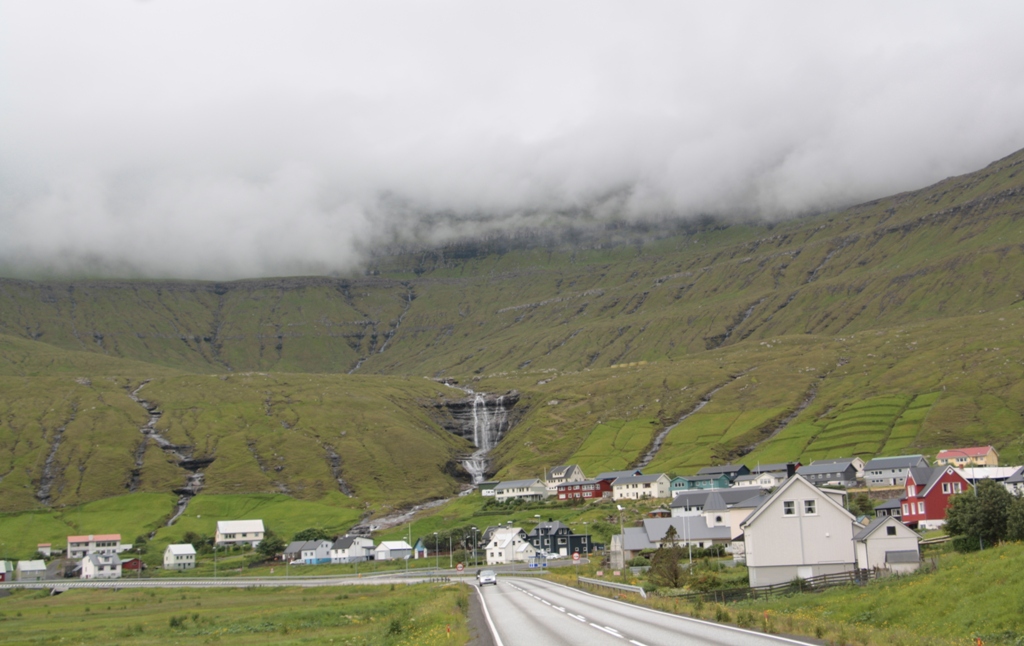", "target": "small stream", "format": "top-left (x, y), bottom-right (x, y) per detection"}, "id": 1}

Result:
top-left (127, 381), bottom-right (212, 528)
